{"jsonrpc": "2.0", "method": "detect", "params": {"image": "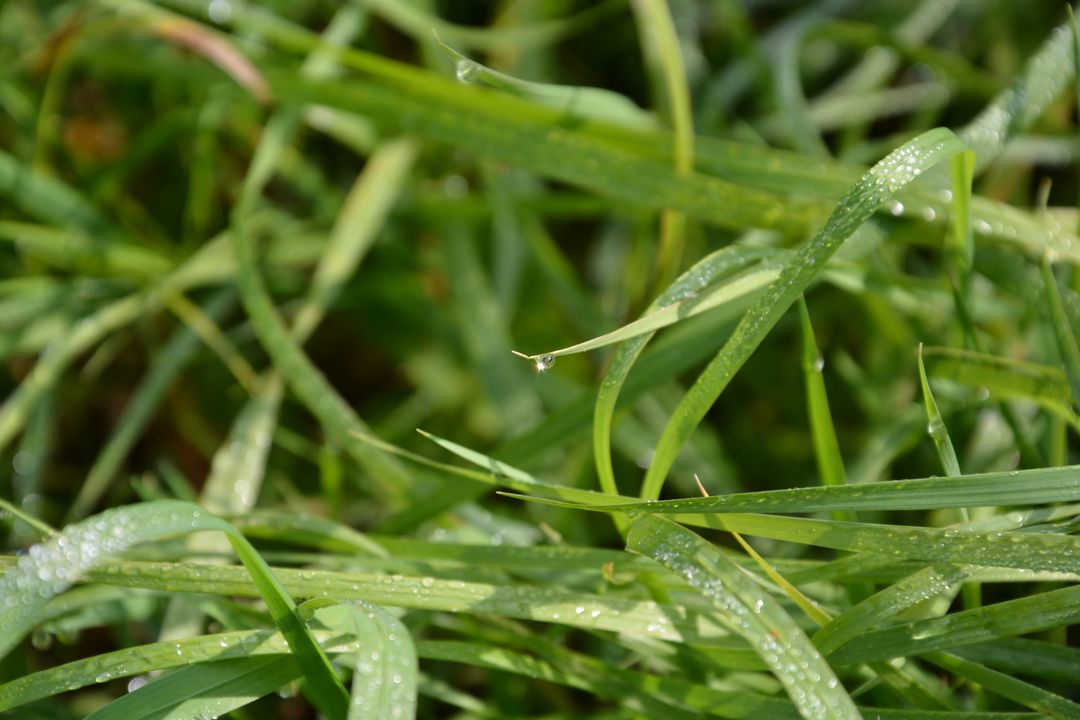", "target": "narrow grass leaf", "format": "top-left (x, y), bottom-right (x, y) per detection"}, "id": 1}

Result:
top-left (798, 297), bottom-right (849, 501)
top-left (1042, 257), bottom-right (1080, 411)
top-left (922, 346), bottom-right (1080, 430)
top-left (438, 40), bottom-right (654, 129)
top-left (640, 128), bottom-right (970, 499)
top-left (627, 515), bottom-right (860, 719)
top-left (85, 656), bottom-right (301, 720)
top-left (813, 564), bottom-right (972, 655)
top-left (525, 261), bottom-right (780, 360)
top-left (924, 652), bottom-right (1080, 719)
top-left (827, 584), bottom-right (1080, 665)
top-left (918, 344), bottom-right (962, 477)
top-left (505, 463), bottom-right (1080, 514)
